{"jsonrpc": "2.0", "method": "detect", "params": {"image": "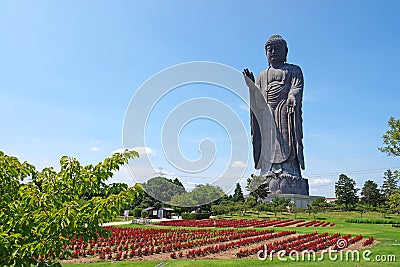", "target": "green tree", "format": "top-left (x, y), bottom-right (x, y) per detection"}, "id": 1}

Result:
top-left (382, 169), bottom-right (399, 198)
top-left (292, 207), bottom-right (301, 219)
top-left (218, 194), bottom-right (233, 206)
top-left (243, 195), bottom-right (257, 215)
top-left (172, 177), bottom-right (184, 187)
top-left (142, 176), bottom-right (186, 203)
top-left (105, 182), bottom-right (129, 195)
top-left (262, 201), bottom-right (273, 213)
top-left (138, 196), bottom-right (154, 208)
top-left (388, 189), bottom-right (400, 215)
top-left (211, 204), bottom-right (223, 216)
top-left (191, 184), bottom-right (224, 208)
top-left (270, 197), bottom-right (290, 217)
top-left (312, 197), bottom-right (326, 207)
top-left (335, 174), bottom-right (359, 210)
top-left (169, 184), bottom-right (224, 209)
top-left (232, 183), bottom-right (245, 202)
top-left (227, 202), bottom-right (243, 216)
top-left (255, 202), bottom-right (265, 217)
top-left (361, 180), bottom-right (383, 207)
top-left (306, 203), bottom-right (317, 219)
top-left (246, 175), bottom-right (269, 201)
top-left (170, 192), bottom-right (197, 208)
top-left (355, 203), bottom-right (369, 218)
top-left (376, 204), bottom-right (390, 218)
top-left (0, 149), bottom-right (140, 266)
top-left (287, 201), bottom-right (295, 213)
top-left (311, 197), bottom-right (328, 212)
top-left (379, 116), bottom-right (400, 157)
